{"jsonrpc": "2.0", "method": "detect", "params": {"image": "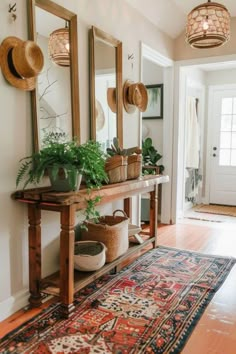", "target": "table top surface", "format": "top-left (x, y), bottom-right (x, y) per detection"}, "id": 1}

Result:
top-left (12, 174), bottom-right (169, 207)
